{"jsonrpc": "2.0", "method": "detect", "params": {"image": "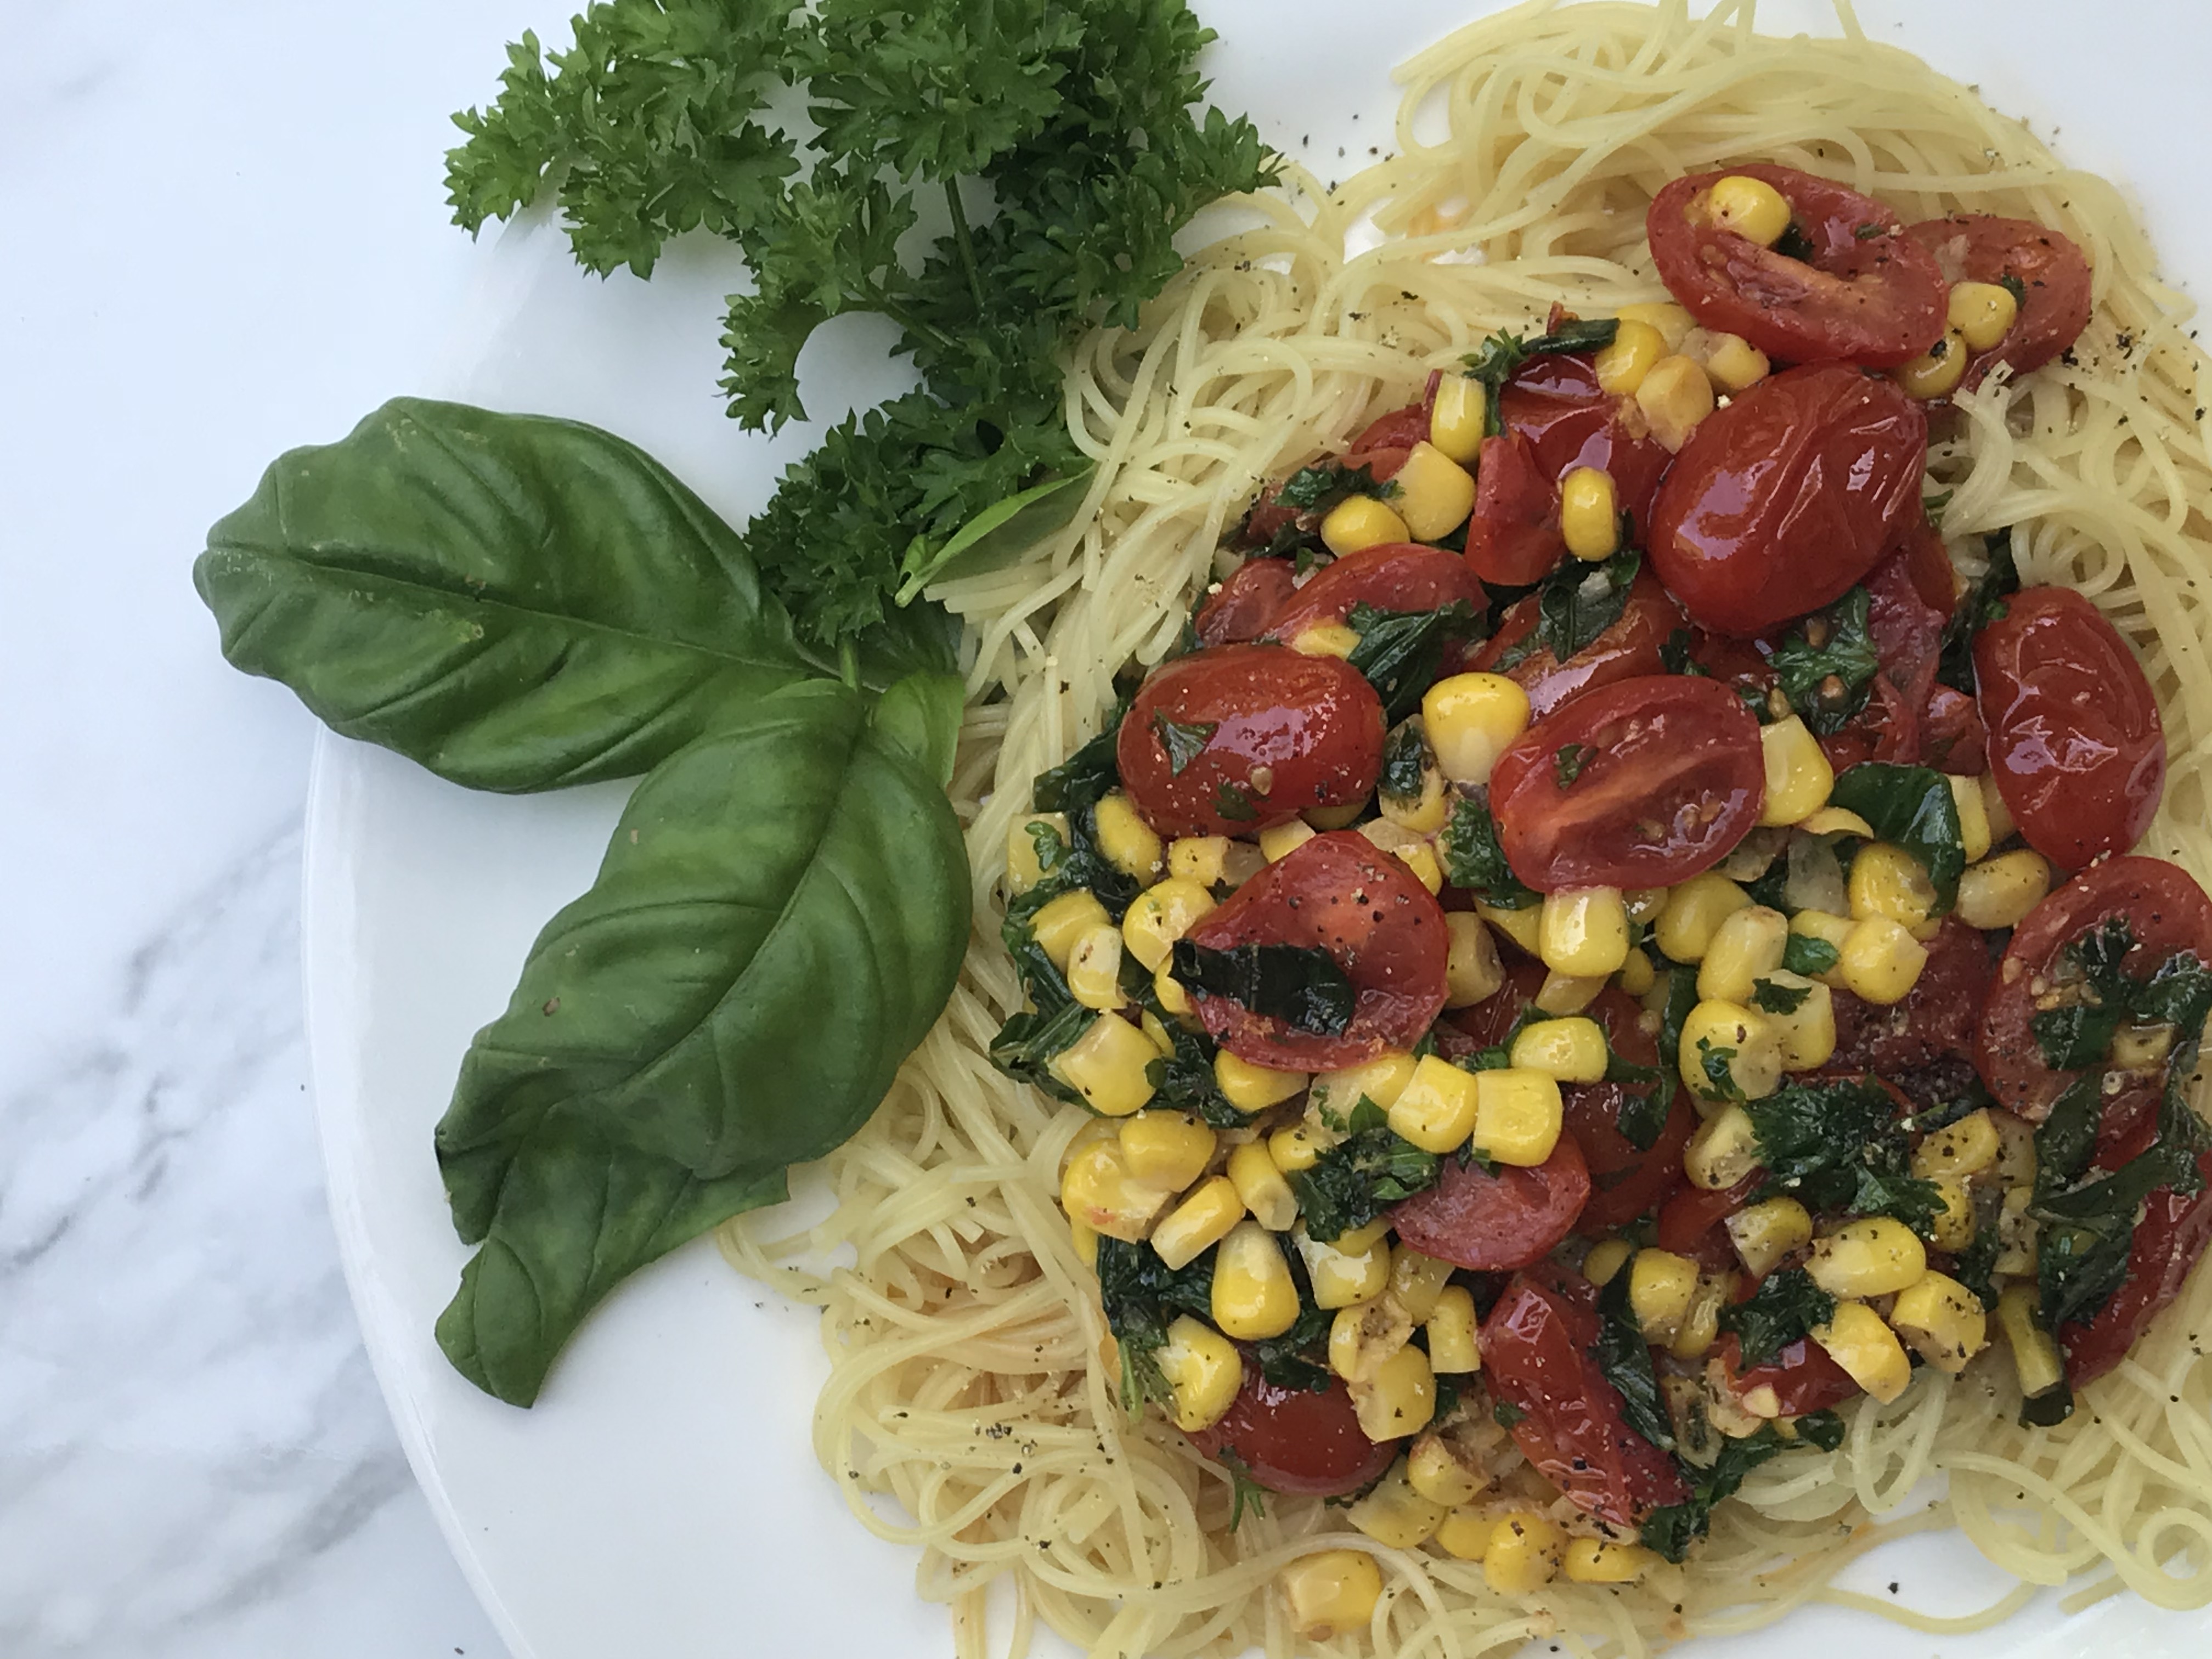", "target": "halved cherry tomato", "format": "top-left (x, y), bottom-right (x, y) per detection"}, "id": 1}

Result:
top-left (1263, 542), bottom-right (1485, 645)
top-left (1906, 215), bottom-right (2095, 390)
top-left (1118, 646), bottom-right (1384, 838)
top-left (2060, 1150), bottom-right (2212, 1386)
top-left (1829, 918), bottom-right (1990, 1107)
top-left (1480, 1263), bottom-right (1692, 1527)
top-left (1921, 684), bottom-right (1987, 775)
top-left (1655, 1173), bottom-right (1761, 1272)
top-left (1818, 665), bottom-right (1921, 774)
top-left (1646, 163), bottom-right (1947, 368)
top-left (1977, 856), bottom-right (2212, 1120)
top-left (1489, 674), bottom-right (1765, 891)
top-left (1647, 364), bottom-right (1928, 638)
top-left (1471, 565), bottom-right (1686, 721)
top-left (1713, 1332), bottom-right (1860, 1416)
top-left (1179, 831), bottom-right (1448, 1070)
top-left (1566, 986), bottom-right (1696, 1232)
top-left (1974, 586), bottom-right (2165, 870)
top-left (1186, 1370), bottom-right (1397, 1496)
top-left (1464, 431), bottom-right (1565, 586)
top-left (1865, 546), bottom-right (1946, 724)
top-left (1194, 558), bottom-right (1296, 646)
top-left (1895, 518), bottom-right (1960, 615)
top-left (1345, 390), bottom-right (1436, 477)
top-left (1497, 351), bottom-right (1673, 535)
top-left (1387, 1132), bottom-right (1591, 1271)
